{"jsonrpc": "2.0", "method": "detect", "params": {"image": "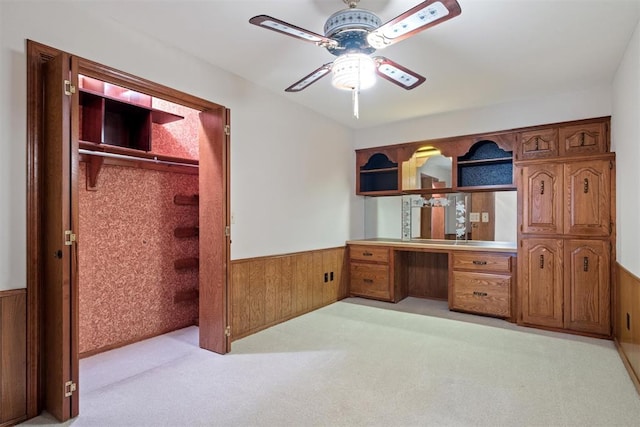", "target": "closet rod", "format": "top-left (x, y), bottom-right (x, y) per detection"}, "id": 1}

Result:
top-left (79, 149), bottom-right (198, 168)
